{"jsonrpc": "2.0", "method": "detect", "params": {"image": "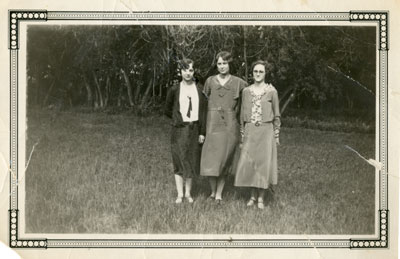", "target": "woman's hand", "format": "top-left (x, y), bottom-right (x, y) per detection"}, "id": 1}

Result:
top-left (275, 137), bottom-right (280, 146)
top-left (199, 135), bottom-right (205, 144)
top-left (240, 125), bottom-right (244, 144)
